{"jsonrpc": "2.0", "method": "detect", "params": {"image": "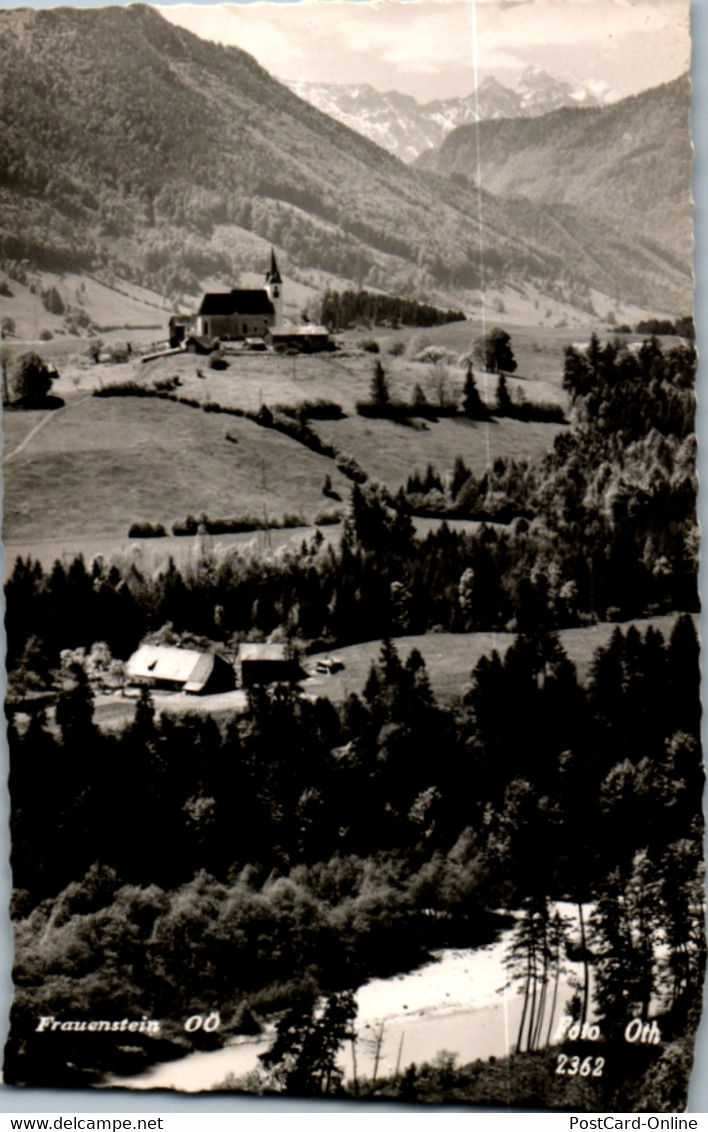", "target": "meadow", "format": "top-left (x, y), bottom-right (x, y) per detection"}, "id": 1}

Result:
top-left (3, 333), bottom-right (571, 552)
top-left (302, 612), bottom-right (691, 705)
